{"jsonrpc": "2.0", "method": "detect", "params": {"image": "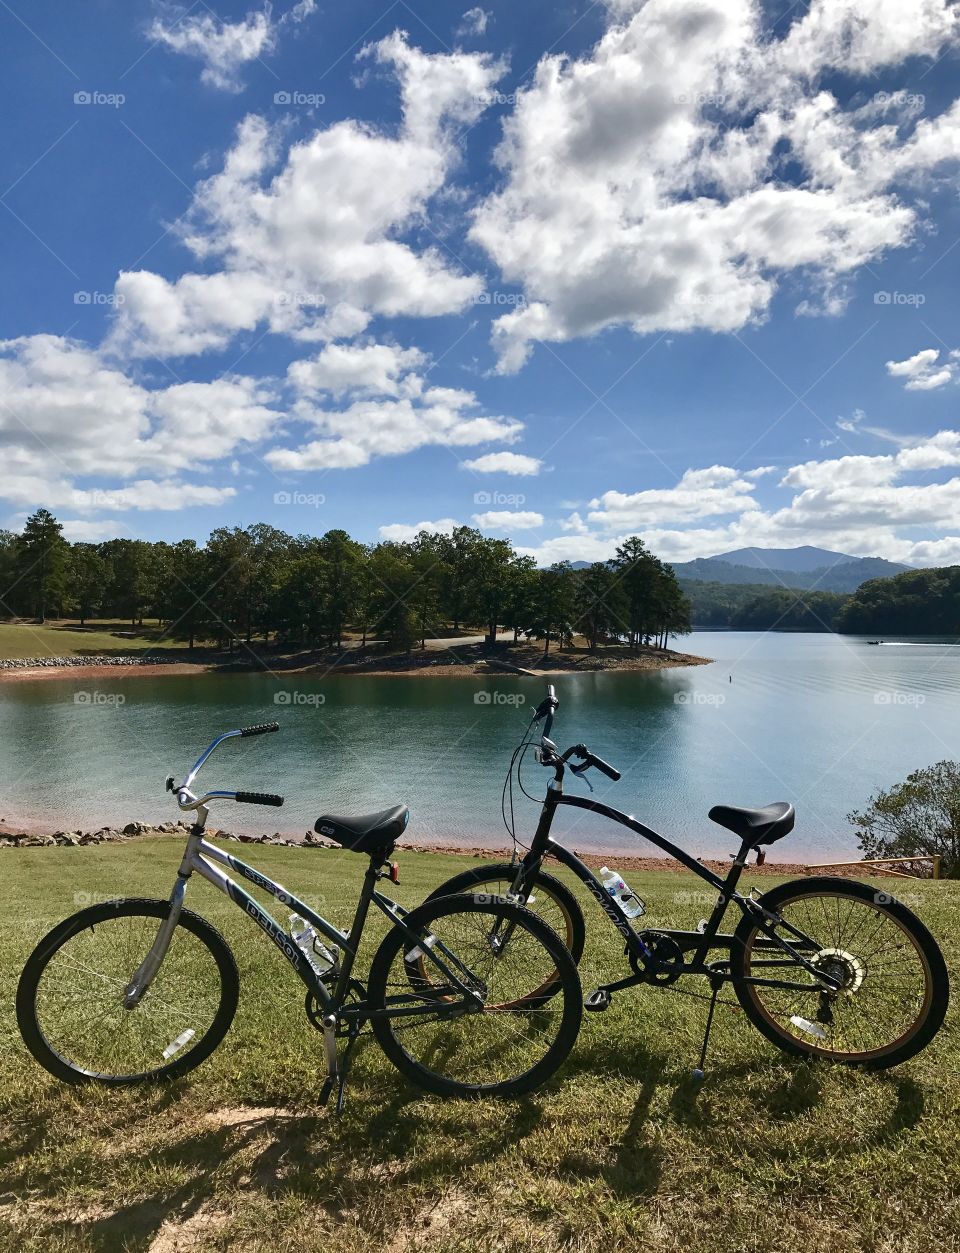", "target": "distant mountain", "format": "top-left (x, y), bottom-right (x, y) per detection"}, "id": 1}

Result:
top-left (713, 545), bottom-right (854, 573)
top-left (672, 549), bottom-right (911, 594)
